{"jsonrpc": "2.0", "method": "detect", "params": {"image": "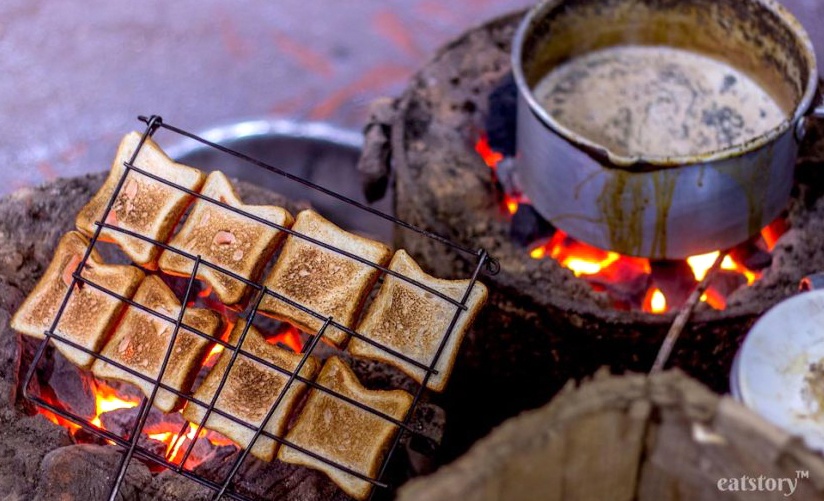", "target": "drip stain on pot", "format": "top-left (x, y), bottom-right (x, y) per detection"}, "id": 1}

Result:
top-left (651, 170), bottom-right (678, 257)
top-left (597, 171), bottom-right (646, 256)
top-left (533, 45), bottom-right (788, 158)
